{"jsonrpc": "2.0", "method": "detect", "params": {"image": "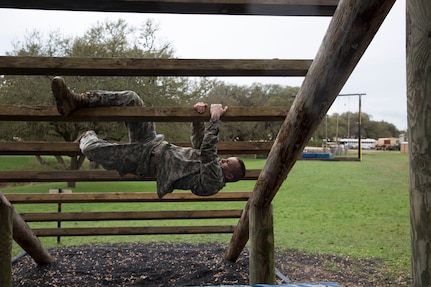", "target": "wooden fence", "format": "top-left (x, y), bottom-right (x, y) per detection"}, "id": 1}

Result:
top-left (5, 191), bottom-right (252, 237)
